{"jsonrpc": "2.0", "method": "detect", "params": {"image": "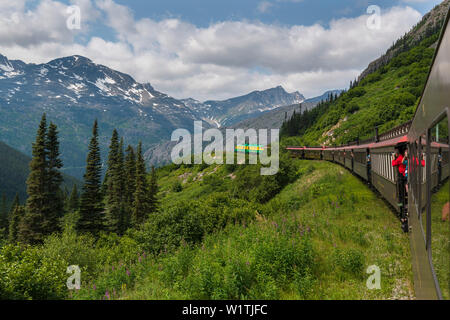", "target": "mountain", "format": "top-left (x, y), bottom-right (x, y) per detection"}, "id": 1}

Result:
top-left (283, 0), bottom-right (449, 146)
top-left (0, 54), bottom-right (201, 178)
top-left (0, 140), bottom-right (79, 203)
top-left (229, 90), bottom-right (343, 131)
top-left (182, 86), bottom-right (305, 127)
top-left (0, 53), bottom-right (309, 174)
top-left (144, 89), bottom-right (341, 166)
